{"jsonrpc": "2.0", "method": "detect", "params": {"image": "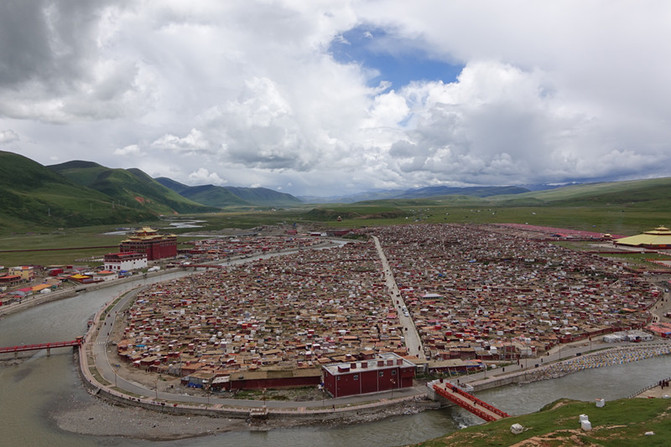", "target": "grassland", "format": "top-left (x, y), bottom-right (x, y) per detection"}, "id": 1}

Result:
top-left (420, 398), bottom-right (671, 447)
top-left (3, 172), bottom-right (671, 268)
top-left (2, 198), bottom-right (671, 267)
top-left (0, 223), bottom-right (202, 266)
